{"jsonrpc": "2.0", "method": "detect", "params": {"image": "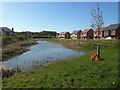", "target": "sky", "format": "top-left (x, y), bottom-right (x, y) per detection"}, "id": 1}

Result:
top-left (1, 2), bottom-right (118, 32)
